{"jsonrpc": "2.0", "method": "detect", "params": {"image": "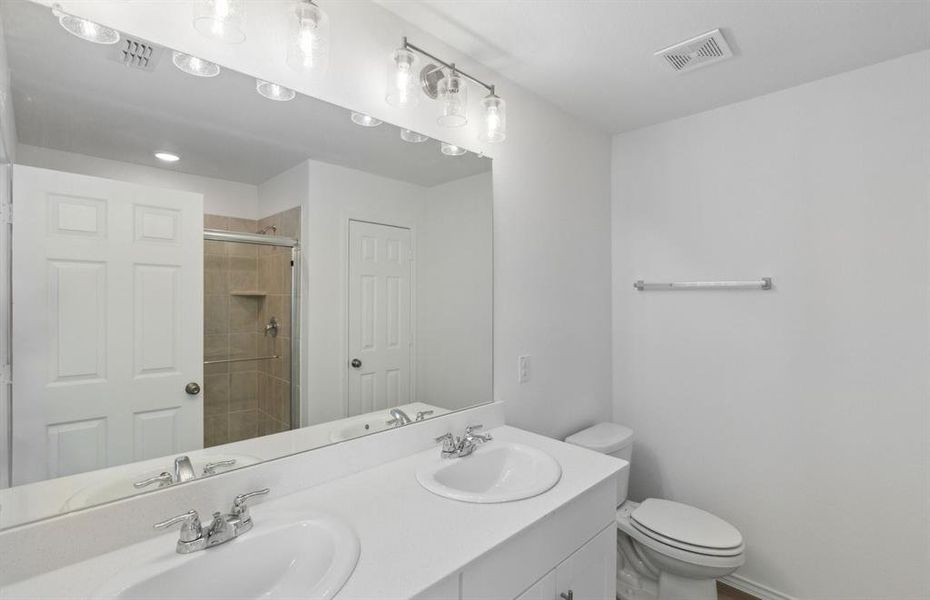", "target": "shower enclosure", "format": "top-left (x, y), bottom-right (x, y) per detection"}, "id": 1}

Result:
top-left (202, 211), bottom-right (300, 447)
